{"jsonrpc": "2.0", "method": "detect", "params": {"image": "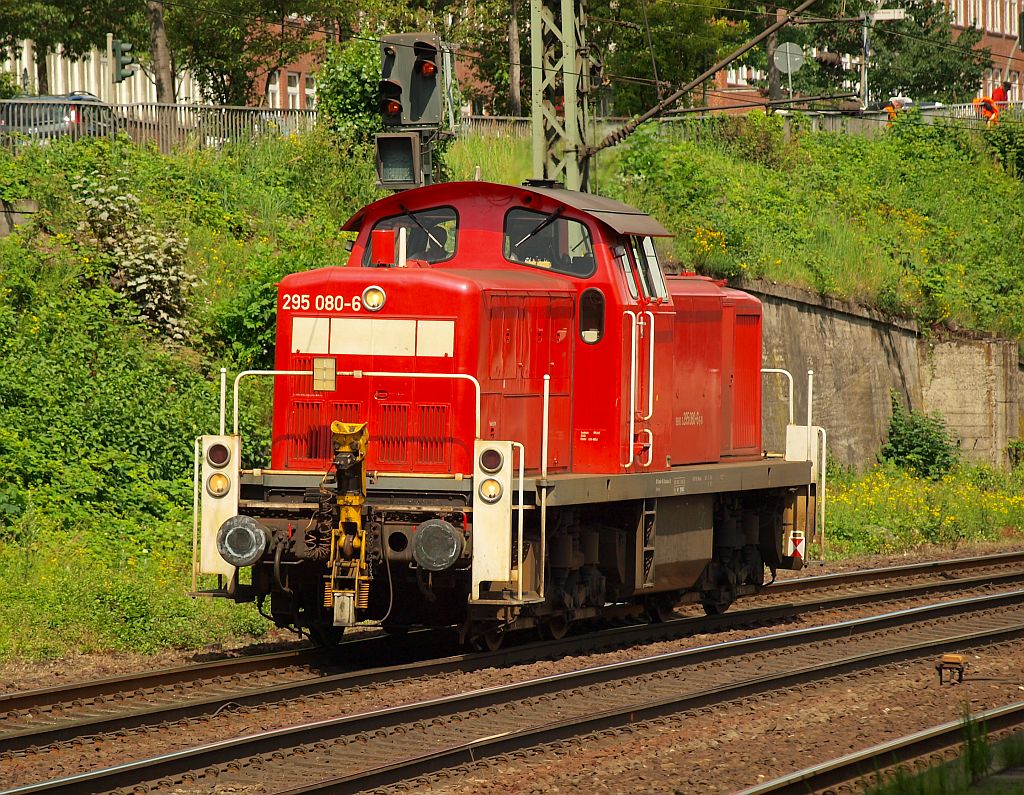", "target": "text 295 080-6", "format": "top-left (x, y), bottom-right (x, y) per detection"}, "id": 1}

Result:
top-left (281, 294), bottom-right (363, 312)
